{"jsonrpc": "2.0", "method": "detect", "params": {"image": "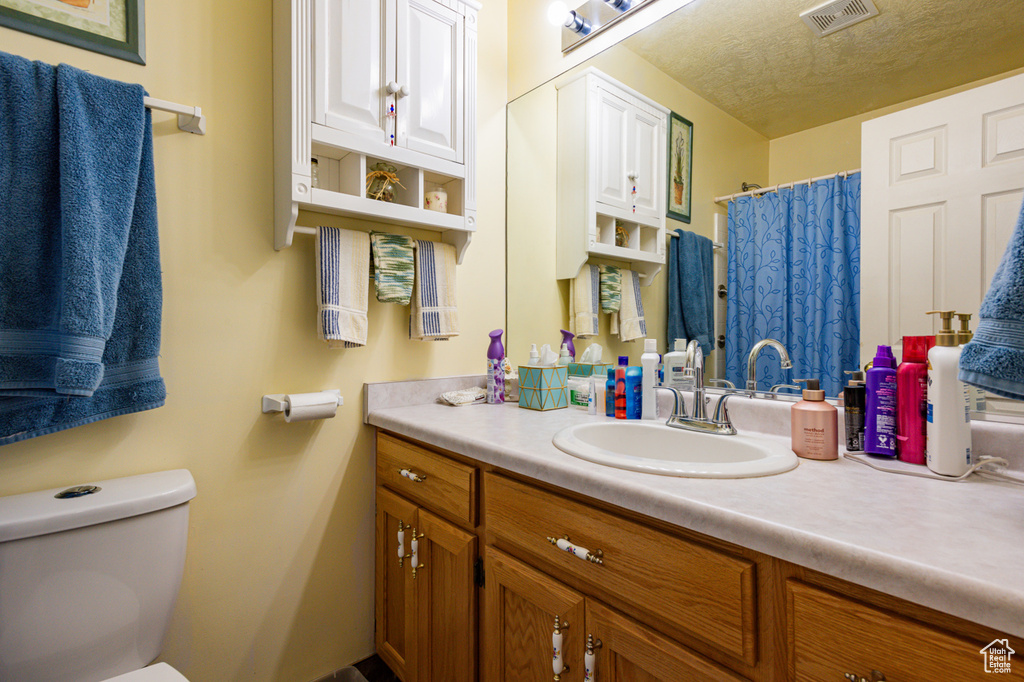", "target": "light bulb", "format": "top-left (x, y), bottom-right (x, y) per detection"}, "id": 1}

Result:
top-left (547, 1), bottom-right (570, 26)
